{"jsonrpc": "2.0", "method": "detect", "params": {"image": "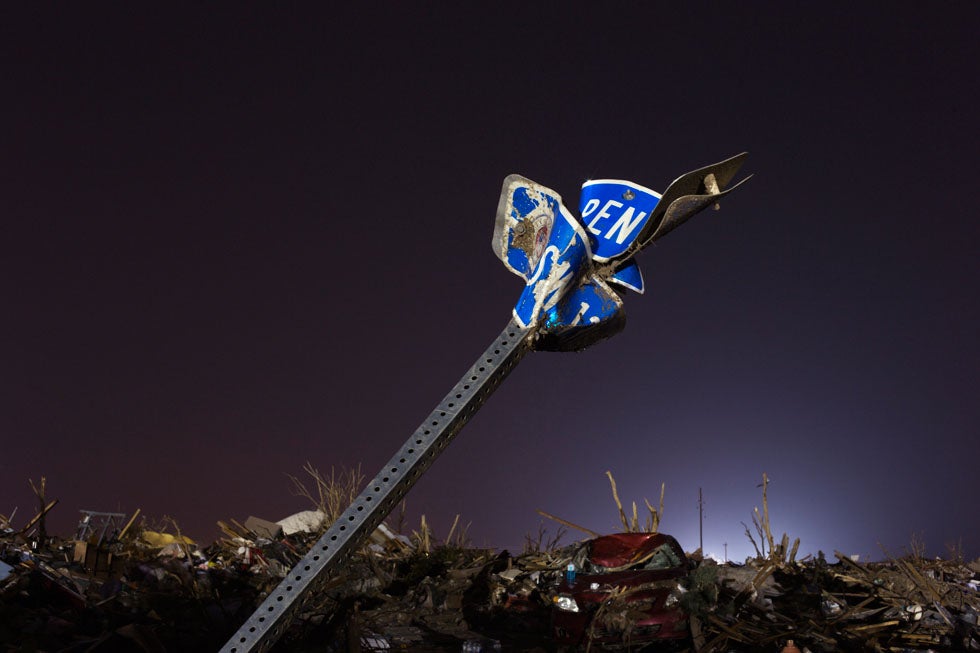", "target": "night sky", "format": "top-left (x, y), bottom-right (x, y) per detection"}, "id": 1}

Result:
top-left (4, 5), bottom-right (978, 563)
